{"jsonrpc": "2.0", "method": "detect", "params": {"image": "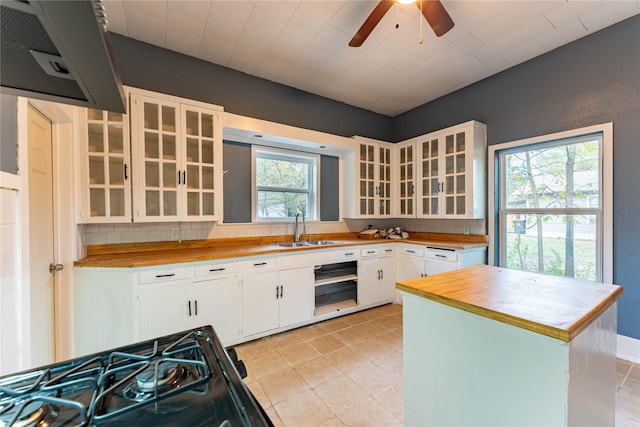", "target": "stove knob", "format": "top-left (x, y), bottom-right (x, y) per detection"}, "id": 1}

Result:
top-left (234, 359), bottom-right (247, 379)
top-left (226, 347), bottom-right (239, 363)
